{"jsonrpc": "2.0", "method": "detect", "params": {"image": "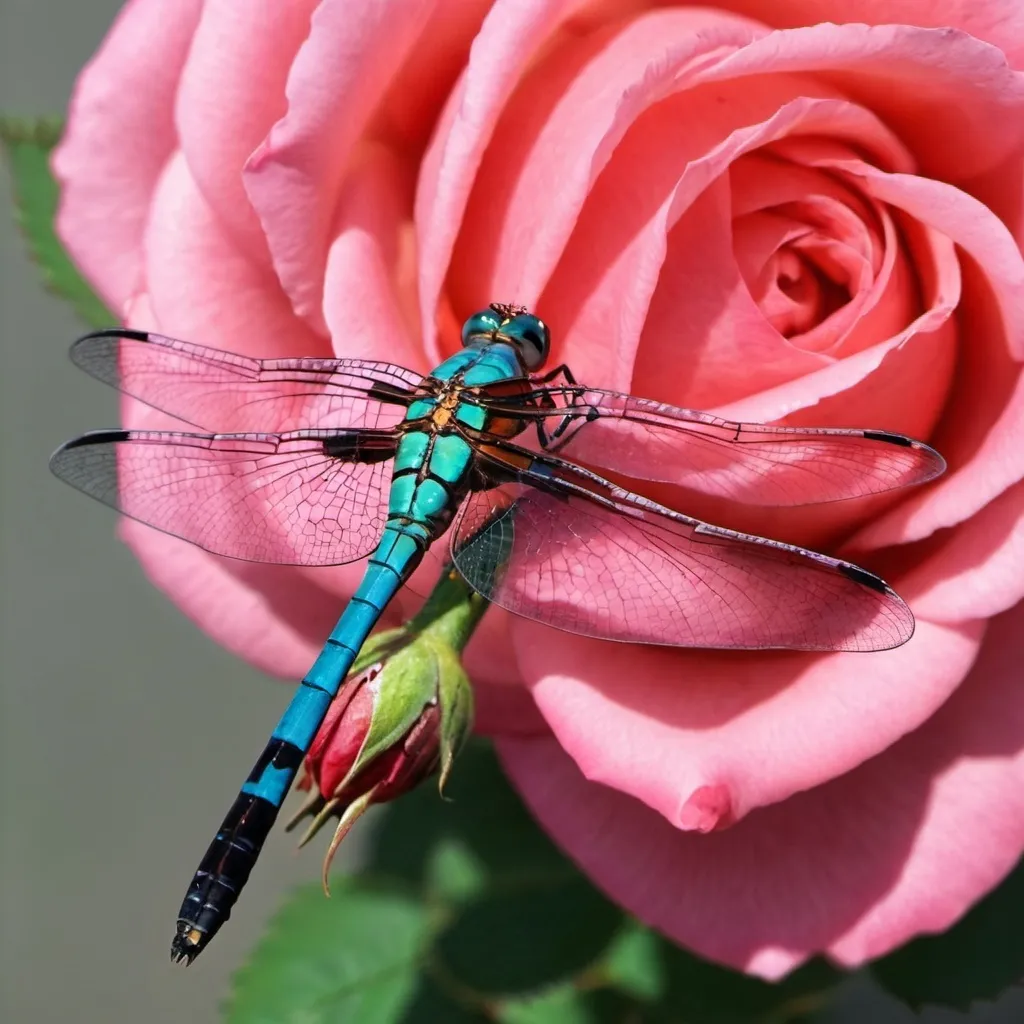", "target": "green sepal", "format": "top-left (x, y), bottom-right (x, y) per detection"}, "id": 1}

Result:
top-left (348, 626), bottom-right (410, 676)
top-left (435, 641), bottom-right (475, 795)
top-left (337, 637), bottom-right (441, 794)
top-left (320, 786), bottom-right (379, 895)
